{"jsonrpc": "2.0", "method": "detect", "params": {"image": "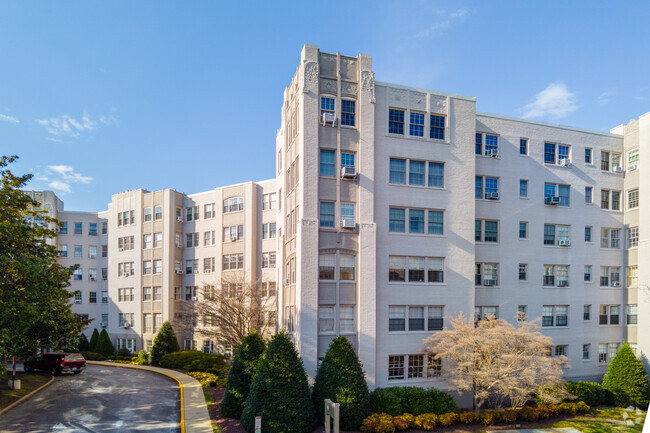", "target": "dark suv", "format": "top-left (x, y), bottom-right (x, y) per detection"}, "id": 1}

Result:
top-left (24, 352), bottom-right (86, 376)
